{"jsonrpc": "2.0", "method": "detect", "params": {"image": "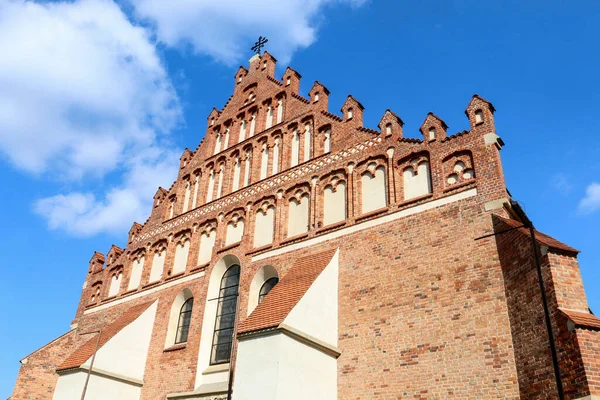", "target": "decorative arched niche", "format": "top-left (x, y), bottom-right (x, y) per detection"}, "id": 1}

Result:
top-left (195, 254), bottom-right (242, 388)
top-left (107, 267), bottom-right (123, 297)
top-left (286, 186), bottom-right (310, 238)
top-left (443, 150), bottom-right (475, 187)
top-left (225, 210), bottom-right (245, 246)
top-left (399, 152), bottom-right (432, 201)
top-left (165, 288), bottom-right (194, 348)
top-left (253, 200), bottom-right (276, 248)
top-left (247, 265), bottom-right (279, 316)
top-left (358, 158), bottom-right (387, 214)
top-left (321, 170), bottom-right (347, 226)
top-left (127, 250), bottom-right (145, 291)
top-left (172, 230), bottom-right (191, 276)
